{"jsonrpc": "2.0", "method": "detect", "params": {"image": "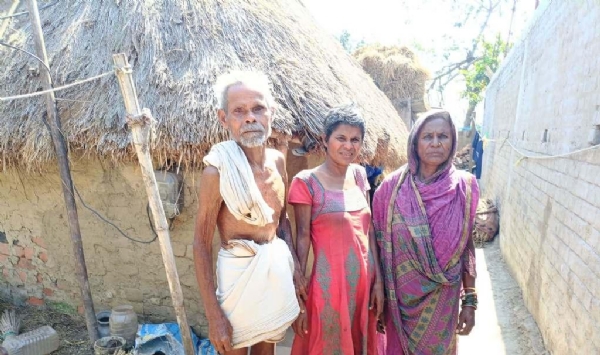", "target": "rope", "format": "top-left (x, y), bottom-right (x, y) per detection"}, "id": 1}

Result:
top-left (0, 40), bottom-right (50, 72)
top-left (0, 0), bottom-right (59, 20)
top-left (504, 138), bottom-right (599, 164)
top-left (0, 71), bottom-right (114, 101)
top-left (74, 185), bottom-right (159, 244)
